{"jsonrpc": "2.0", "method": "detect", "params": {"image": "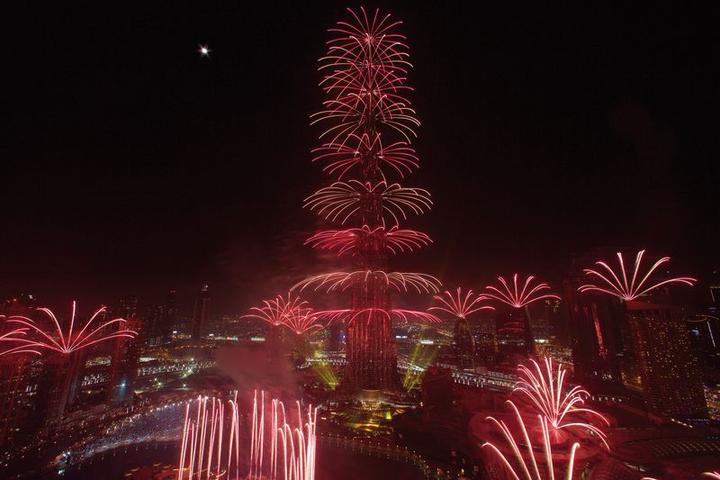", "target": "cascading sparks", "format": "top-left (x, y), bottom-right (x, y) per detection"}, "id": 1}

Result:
top-left (177, 391), bottom-right (317, 480)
